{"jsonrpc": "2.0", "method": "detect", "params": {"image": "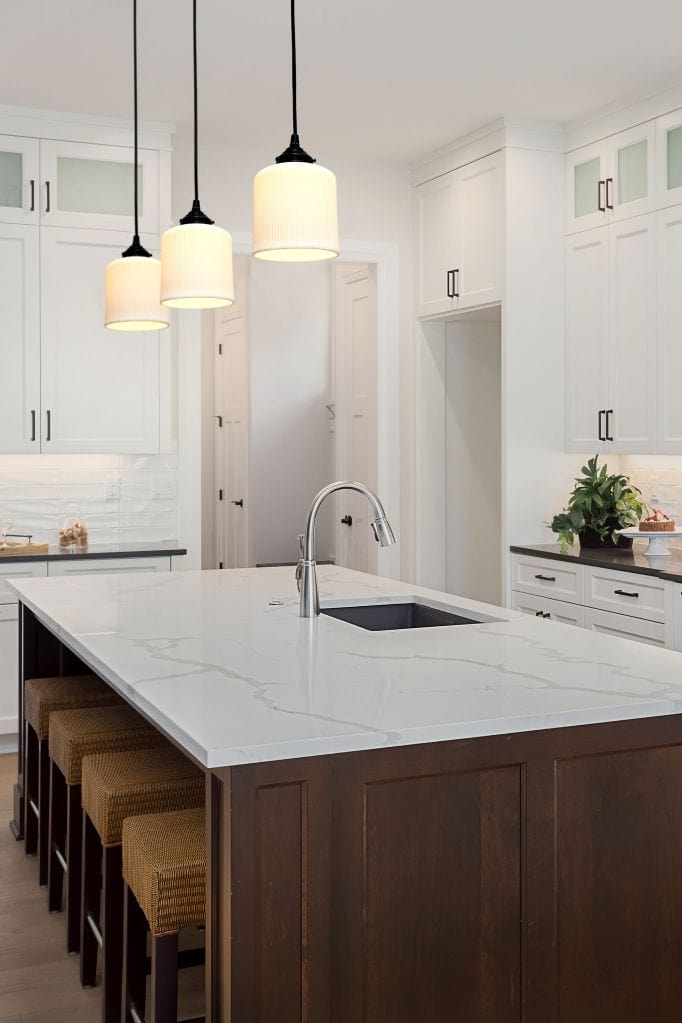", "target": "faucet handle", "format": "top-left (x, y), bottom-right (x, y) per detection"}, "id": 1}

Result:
top-left (295, 533), bottom-right (305, 592)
